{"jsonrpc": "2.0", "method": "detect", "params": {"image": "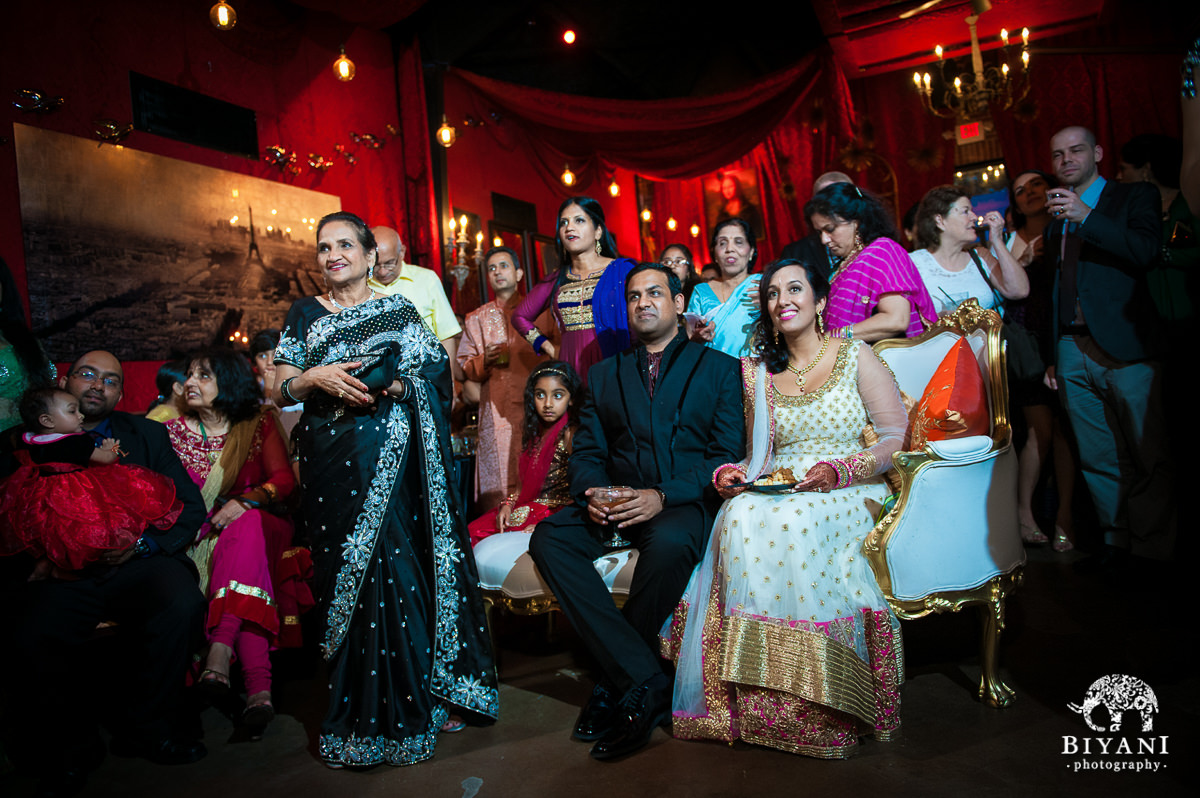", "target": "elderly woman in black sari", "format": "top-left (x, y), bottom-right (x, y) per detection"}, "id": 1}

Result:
top-left (273, 212), bottom-right (497, 769)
